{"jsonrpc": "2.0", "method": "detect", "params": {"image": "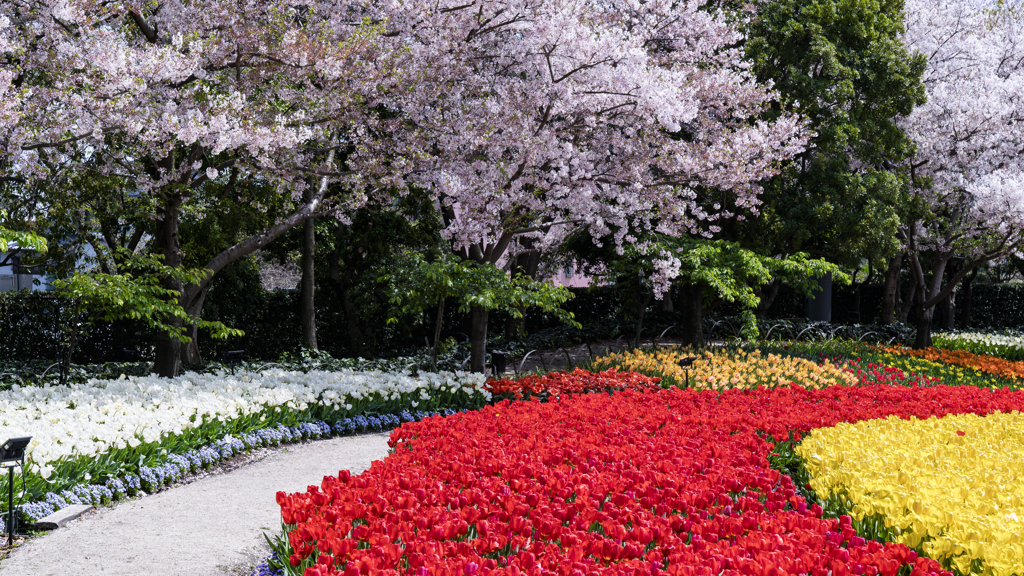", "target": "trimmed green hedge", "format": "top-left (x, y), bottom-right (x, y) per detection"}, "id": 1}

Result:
top-left (4, 279), bottom-right (1022, 365)
top-left (0, 292), bottom-right (152, 363)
